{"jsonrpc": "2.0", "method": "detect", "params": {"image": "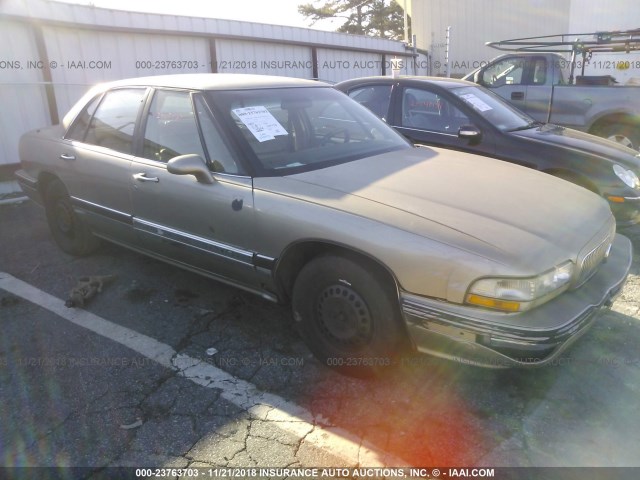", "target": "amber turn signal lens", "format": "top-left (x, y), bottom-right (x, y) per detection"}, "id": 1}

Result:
top-left (466, 294), bottom-right (521, 312)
